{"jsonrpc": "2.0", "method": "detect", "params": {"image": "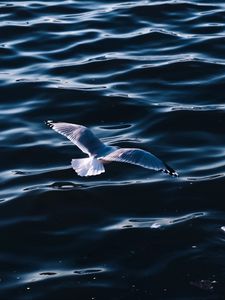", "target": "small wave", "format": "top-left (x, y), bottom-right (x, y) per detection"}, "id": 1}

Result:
top-left (159, 103), bottom-right (225, 112)
top-left (24, 181), bottom-right (84, 191)
top-left (22, 267), bottom-right (108, 283)
top-left (102, 212), bottom-right (207, 231)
